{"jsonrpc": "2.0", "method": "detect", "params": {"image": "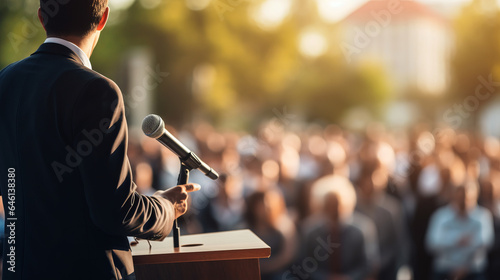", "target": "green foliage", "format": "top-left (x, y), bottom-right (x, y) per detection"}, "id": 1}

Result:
top-left (449, 0), bottom-right (500, 115)
top-left (0, 1), bottom-right (45, 68)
